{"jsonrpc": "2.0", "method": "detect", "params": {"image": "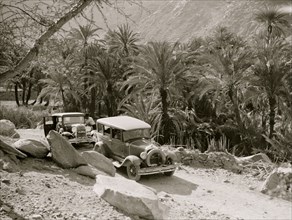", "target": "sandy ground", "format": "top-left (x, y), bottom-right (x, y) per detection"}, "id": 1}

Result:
top-left (1, 129), bottom-right (291, 220)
